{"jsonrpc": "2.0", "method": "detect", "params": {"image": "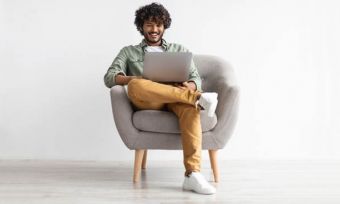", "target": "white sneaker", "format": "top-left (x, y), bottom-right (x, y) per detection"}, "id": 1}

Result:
top-left (198, 92), bottom-right (218, 117)
top-left (182, 172), bottom-right (216, 195)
